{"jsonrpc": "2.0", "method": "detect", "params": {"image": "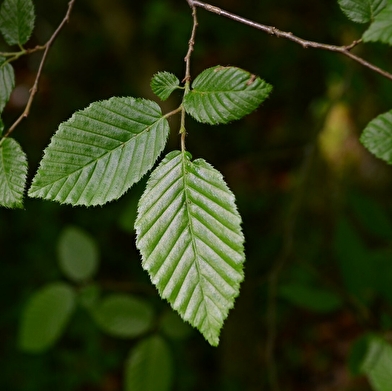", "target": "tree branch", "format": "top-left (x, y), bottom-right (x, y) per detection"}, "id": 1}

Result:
top-left (186, 0), bottom-right (392, 82)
